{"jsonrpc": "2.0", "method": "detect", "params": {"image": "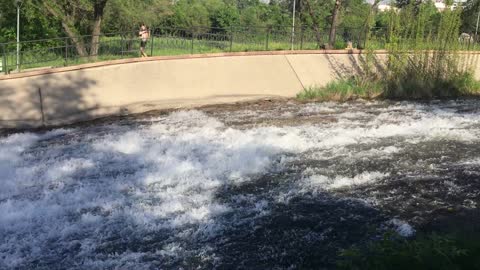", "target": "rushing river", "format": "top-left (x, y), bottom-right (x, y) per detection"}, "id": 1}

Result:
top-left (1, 99), bottom-right (480, 269)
